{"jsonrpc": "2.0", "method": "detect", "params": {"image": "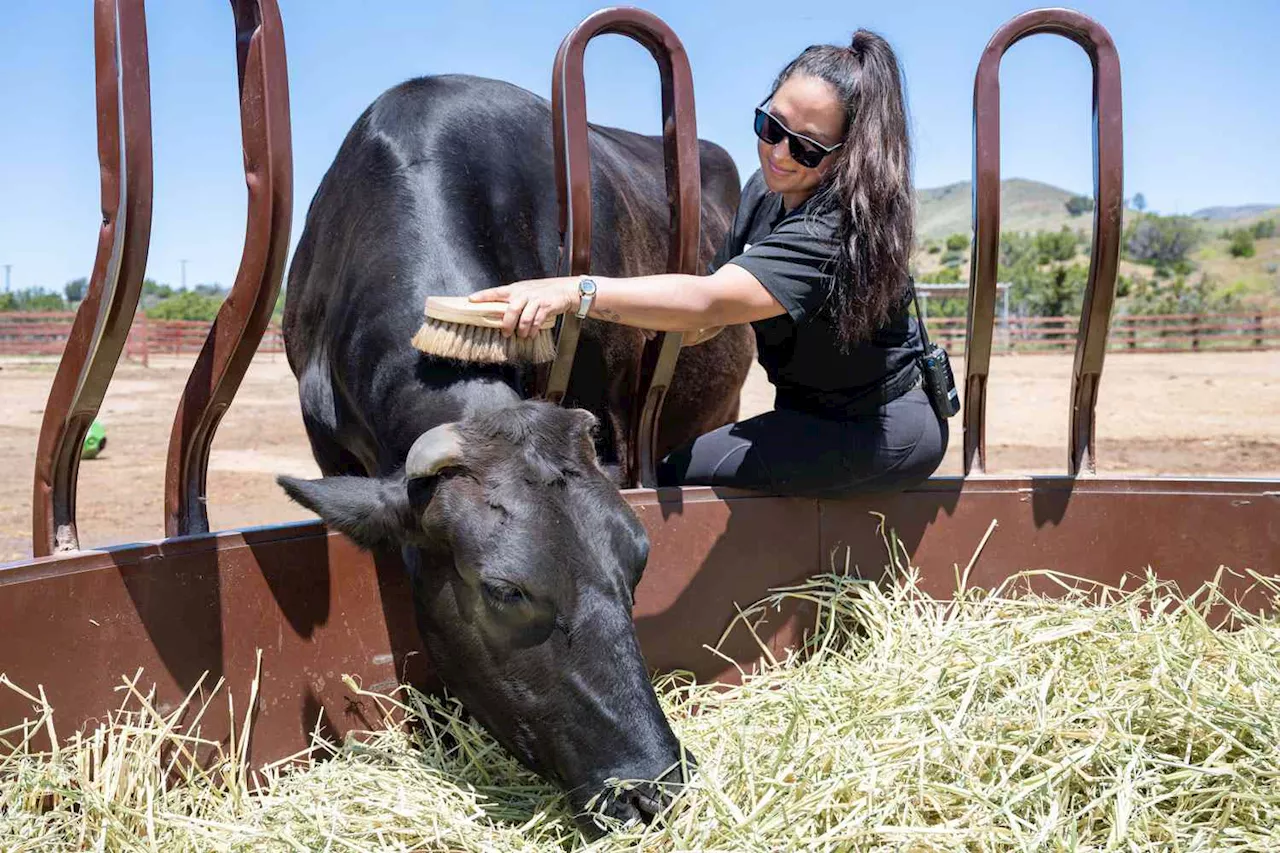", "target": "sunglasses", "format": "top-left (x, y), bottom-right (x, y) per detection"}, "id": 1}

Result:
top-left (753, 96), bottom-right (843, 169)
